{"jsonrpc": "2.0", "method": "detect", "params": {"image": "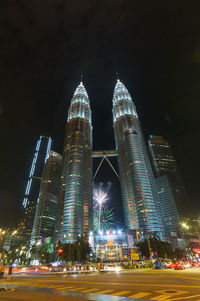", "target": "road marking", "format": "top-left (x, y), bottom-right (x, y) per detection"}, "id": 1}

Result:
top-left (42, 285), bottom-right (62, 288)
top-left (55, 286), bottom-right (75, 290)
top-left (4, 279), bottom-right (200, 290)
top-left (17, 279), bottom-right (200, 289)
top-left (169, 295), bottom-right (200, 300)
top-left (151, 289), bottom-right (189, 301)
top-left (129, 292), bottom-right (151, 298)
top-left (81, 288), bottom-right (99, 292)
top-left (112, 291), bottom-right (131, 296)
top-left (151, 295), bottom-right (172, 300)
top-left (67, 287), bottom-right (87, 291)
top-left (175, 276), bottom-right (200, 281)
top-left (154, 290), bottom-right (188, 296)
top-left (95, 290), bottom-right (114, 294)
